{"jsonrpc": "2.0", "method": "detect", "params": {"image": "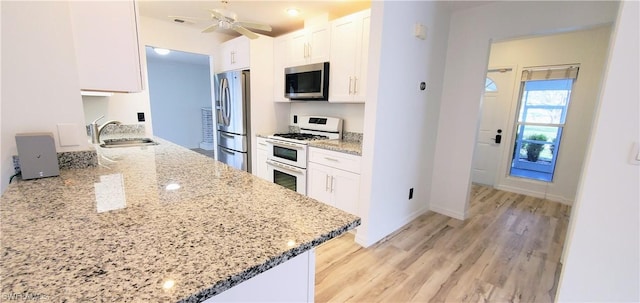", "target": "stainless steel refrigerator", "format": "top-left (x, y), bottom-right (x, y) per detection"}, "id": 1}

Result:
top-left (215, 70), bottom-right (251, 172)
